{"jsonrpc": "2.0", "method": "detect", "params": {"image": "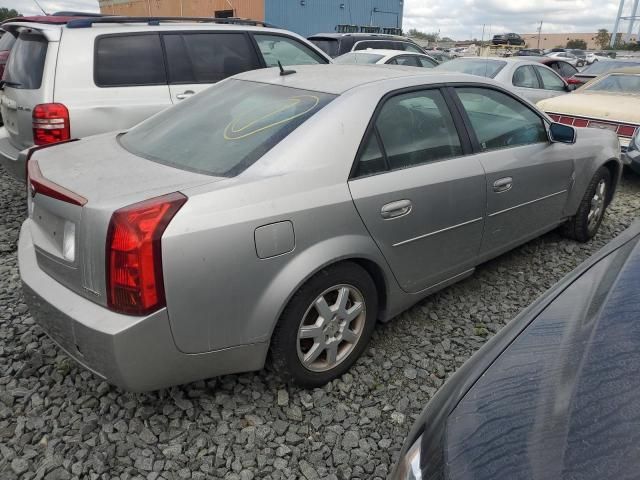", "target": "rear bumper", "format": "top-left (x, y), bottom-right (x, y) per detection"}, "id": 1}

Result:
top-left (0, 127), bottom-right (24, 181)
top-left (19, 220), bottom-right (267, 392)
